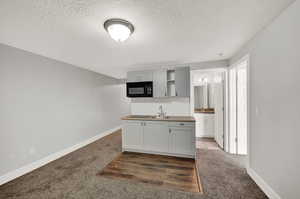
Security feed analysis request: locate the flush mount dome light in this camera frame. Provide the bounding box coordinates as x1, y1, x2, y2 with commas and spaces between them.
104, 18, 134, 42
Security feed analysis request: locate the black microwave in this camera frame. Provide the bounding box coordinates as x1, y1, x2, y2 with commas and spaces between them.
126, 81, 153, 98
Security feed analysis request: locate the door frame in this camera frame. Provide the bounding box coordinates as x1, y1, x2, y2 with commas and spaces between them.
190, 68, 228, 149
228, 55, 250, 167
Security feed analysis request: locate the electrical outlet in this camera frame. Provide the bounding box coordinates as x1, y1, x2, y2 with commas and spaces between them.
255, 106, 259, 116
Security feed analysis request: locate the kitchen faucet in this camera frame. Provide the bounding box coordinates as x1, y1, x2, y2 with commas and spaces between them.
157, 105, 166, 118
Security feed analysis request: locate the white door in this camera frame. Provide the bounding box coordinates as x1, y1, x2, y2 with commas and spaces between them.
229, 68, 237, 153
123, 121, 143, 149
143, 122, 169, 153
153, 69, 167, 98
175, 67, 190, 97
214, 82, 224, 149
237, 65, 247, 155
228, 59, 248, 155
170, 127, 195, 155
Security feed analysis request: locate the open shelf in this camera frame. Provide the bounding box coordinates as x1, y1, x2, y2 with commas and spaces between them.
167, 70, 175, 82
166, 70, 176, 97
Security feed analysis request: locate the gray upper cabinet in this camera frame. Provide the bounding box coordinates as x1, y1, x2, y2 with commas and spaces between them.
126, 67, 190, 98
127, 71, 153, 82
153, 69, 167, 98
175, 67, 190, 97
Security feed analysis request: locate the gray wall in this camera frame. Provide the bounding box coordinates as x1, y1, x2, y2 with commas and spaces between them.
0, 44, 130, 177
230, 1, 300, 198
190, 60, 228, 71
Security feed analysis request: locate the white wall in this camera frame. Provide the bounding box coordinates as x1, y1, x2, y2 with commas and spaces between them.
190, 60, 228, 71
130, 98, 190, 116
0, 44, 130, 178
230, 1, 300, 198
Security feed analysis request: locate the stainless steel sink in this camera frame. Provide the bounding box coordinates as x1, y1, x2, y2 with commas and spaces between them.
150, 115, 171, 119
128, 115, 155, 119
128, 115, 171, 119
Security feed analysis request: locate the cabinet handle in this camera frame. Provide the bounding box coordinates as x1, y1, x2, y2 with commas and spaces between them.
180, 123, 184, 126
176, 91, 178, 96
144, 122, 146, 126
169, 129, 171, 133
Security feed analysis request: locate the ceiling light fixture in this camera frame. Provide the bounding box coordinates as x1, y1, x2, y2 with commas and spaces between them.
104, 18, 134, 42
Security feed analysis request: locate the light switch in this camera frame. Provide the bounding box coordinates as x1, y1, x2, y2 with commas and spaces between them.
255, 107, 259, 116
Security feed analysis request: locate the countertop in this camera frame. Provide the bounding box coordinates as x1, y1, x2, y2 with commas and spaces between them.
194, 108, 215, 114
121, 115, 196, 122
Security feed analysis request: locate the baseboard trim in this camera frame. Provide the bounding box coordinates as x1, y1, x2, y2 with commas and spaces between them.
0, 126, 121, 186
247, 167, 281, 199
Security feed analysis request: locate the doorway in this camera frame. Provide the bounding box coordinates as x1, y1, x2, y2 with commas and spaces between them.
228, 58, 248, 155
190, 69, 226, 149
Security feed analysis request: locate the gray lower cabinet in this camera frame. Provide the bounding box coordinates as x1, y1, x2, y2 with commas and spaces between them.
169, 127, 195, 156
143, 122, 169, 153
122, 120, 195, 158
122, 121, 143, 150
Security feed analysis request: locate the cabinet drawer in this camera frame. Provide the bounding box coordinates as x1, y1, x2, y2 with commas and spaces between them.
168, 122, 195, 128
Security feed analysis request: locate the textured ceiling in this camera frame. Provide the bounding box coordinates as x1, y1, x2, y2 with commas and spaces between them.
0, 0, 295, 78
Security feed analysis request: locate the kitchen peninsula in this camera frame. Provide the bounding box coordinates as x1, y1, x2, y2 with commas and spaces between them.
121, 115, 196, 158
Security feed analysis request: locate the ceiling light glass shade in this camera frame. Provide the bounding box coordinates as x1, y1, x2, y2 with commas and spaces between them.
107, 24, 131, 42
104, 19, 134, 42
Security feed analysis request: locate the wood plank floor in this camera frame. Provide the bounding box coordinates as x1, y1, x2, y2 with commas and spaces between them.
98, 152, 202, 193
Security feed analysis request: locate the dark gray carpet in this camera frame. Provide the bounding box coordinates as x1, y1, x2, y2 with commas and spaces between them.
0, 130, 267, 199
196, 141, 267, 199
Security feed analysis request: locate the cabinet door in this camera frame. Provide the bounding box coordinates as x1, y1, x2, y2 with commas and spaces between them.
204, 114, 215, 138
127, 71, 153, 82
170, 127, 195, 155
143, 122, 169, 153
123, 121, 143, 149
194, 114, 205, 137
153, 69, 167, 98
175, 67, 190, 97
